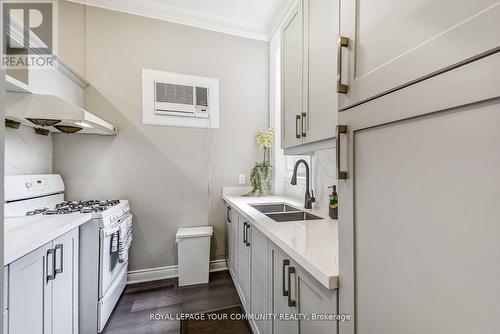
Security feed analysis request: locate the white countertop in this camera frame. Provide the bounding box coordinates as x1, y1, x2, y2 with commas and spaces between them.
4, 213, 93, 265
223, 194, 339, 289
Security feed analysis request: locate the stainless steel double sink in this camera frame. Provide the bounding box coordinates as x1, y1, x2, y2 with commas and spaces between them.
250, 203, 323, 222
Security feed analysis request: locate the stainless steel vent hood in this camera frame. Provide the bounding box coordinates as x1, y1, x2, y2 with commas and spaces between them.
6, 92, 117, 135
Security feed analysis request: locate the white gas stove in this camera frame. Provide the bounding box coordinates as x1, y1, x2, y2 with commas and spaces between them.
4, 174, 132, 333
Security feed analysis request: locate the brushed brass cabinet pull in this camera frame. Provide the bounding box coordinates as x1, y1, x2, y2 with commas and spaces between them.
295, 115, 301, 138
336, 125, 348, 179
337, 36, 349, 94
287, 266, 296, 307
301, 113, 307, 137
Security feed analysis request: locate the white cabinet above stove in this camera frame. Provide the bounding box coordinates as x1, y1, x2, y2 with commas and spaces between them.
5, 60, 117, 135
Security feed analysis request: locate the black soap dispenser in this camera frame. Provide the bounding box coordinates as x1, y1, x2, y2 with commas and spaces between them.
328, 185, 338, 219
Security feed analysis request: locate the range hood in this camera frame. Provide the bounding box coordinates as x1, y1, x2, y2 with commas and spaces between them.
6, 92, 117, 135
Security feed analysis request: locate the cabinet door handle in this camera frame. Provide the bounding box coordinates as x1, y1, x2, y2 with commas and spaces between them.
287, 266, 296, 307
336, 125, 348, 179
295, 115, 301, 139
243, 222, 247, 244
301, 113, 307, 137
227, 207, 231, 223
245, 224, 251, 247
55, 244, 64, 275
282, 259, 290, 296
337, 36, 349, 94
46, 248, 56, 282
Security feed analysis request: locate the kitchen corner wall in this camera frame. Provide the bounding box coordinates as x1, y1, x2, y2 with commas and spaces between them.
53, 4, 269, 271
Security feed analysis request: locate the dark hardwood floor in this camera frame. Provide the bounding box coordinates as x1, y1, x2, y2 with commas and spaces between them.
102, 270, 242, 334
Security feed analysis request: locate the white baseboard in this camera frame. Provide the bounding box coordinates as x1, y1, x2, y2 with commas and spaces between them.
127, 259, 228, 284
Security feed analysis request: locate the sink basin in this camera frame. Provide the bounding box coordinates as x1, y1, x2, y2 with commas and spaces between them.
265, 211, 323, 222
250, 203, 301, 214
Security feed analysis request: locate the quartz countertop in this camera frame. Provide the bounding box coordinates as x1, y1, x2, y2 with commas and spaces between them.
4, 213, 93, 265
223, 194, 339, 289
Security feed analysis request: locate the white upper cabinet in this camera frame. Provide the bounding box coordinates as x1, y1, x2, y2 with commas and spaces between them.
281, 0, 339, 150
29, 65, 85, 108
303, 0, 338, 144
338, 0, 500, 109
281, 1, 304, 149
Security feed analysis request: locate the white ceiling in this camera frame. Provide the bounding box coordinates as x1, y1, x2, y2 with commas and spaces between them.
67, 0, 295, 40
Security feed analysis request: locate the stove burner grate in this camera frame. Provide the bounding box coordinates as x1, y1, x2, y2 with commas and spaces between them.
26, 200, 120, 216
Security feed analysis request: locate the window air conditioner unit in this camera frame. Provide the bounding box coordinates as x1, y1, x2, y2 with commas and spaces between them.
154, 82, 210, 119
142, 69, 219, 129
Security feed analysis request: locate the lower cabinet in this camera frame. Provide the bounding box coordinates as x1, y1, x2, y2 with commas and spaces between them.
225, 204, 338, 334
7, 228, 79, 334
272, 248, 298, 334
272, 246, 338, 334
226, 206, 233, 276
236, 215, 252, 311
250, 227, 271, 334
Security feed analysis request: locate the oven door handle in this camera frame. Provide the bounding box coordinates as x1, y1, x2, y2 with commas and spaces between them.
101, 213, 133, 237
103, 226, 119, 237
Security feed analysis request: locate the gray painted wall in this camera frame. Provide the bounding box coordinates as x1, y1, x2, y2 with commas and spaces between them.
53, 6, 269, 271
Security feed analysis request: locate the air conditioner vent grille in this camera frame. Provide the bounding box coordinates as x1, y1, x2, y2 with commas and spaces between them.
155, 82, 193, 105
196, 87, 208, 107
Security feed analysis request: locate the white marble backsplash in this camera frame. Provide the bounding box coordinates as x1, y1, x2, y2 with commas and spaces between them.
281, 148, 336, 217
312, 148, 336, 217
5, 125, 53, 175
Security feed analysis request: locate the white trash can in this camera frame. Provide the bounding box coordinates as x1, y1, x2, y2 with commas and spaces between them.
176, 226, 213, 286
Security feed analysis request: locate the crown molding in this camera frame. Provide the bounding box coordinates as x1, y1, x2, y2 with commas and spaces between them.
67, 0, 294, 41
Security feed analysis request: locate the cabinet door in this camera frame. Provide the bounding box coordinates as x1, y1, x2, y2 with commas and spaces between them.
236, 216, 251, 311
338, 54, 500, 334
281, 1, 304, 148
225, 206, 234, 278
52, 228, 79, 334
9, 243, 53, 334
250, 227, 270, 334
338, 0, 500, 109
303, 0, 338, 143
296, 267, 338, 334
29, 67, 84, 107
231, 208, 239, 282
272, 248, 298, 334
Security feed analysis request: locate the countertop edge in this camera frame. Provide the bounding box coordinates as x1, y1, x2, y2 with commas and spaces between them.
4, 214, 93, 266
223, 195, 339, 290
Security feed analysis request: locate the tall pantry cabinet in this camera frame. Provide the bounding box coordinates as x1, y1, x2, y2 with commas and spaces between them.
336, 1, 500, 334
